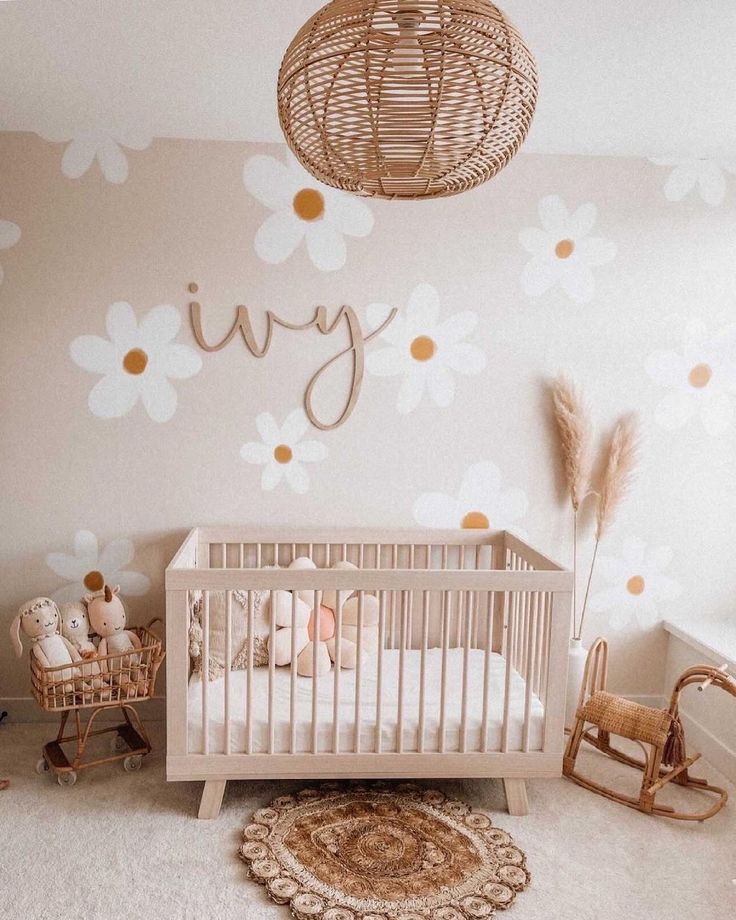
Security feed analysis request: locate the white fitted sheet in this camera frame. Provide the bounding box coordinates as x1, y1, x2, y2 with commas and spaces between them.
187, 648, 545, 755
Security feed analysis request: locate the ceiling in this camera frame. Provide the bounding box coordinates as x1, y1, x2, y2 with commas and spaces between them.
1, 0, 735, 158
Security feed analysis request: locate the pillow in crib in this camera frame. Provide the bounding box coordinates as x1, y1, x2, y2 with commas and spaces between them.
266, 557, 379, 678
189, 588, 269, 680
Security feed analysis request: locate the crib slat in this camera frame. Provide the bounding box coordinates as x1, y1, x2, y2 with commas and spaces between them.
481, 589, 495, 752
238, 544, 244, 567
246, 591, 254, 754
332, 592, 343, 753
397, 591, 406, 753
224, 590, 232, 756
375, 590, 386, 753
501, 590, 513, 752
312, 590, 320, 754
460, 590, 472, 753
438, 589, 451, 753
290, 590, 298, 754
354, 591, 364, 753
268, 589, 276, 754
417, 590, 429, 754
202, 591, 209, 755
522, 592, 538, 752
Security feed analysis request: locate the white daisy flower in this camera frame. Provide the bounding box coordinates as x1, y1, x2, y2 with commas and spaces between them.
650, 157, 736, 206
46, 530, 151, 605
70, 301, 202, 423
38, 128, 152, 184
243, 152, 374, 272
645, 319, 736, 436
413, 462, 528, 533
365, 283, 486, 414
589, 536, 681, 629
520, 195, 616, 304
0, 219, 20, 286
240, 409, 328, 494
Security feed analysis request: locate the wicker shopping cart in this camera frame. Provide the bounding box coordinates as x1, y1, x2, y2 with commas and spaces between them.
32, 621, 165, 785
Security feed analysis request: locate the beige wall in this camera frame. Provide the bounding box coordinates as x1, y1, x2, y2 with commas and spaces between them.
2, 131, 735, 702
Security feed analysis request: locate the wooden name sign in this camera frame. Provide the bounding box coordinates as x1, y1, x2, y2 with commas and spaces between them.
188, 283, 397, 430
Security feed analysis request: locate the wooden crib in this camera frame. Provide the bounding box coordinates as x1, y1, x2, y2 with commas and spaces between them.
165, 528, 572, 819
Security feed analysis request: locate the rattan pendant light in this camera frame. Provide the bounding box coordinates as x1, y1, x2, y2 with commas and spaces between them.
277, 0, 538, 200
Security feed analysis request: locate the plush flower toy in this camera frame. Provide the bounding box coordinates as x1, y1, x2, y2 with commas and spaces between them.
267, 557, 379, 677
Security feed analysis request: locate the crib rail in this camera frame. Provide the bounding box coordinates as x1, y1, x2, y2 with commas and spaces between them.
165, 528, 571, 782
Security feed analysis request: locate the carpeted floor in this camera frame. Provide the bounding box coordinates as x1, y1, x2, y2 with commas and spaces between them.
0, 721, 733, 920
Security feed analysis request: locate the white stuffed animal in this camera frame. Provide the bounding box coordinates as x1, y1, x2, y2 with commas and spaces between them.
87, 585, 145, 697
10, 597, 84, 693
60, 601, 105, 690
267, 557, 379, 677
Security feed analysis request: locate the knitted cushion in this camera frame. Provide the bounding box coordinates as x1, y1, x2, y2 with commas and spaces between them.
189, 590, 269, 680
580, 691, 672, 747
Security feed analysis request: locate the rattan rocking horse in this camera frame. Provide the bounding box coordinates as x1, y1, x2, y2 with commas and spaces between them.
564, 637, 736, 820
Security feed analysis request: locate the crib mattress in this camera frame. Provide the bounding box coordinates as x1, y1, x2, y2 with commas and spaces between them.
187, 648, 545, 755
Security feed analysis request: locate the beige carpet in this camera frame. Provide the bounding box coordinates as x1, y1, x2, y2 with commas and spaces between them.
0, 722, 733, 920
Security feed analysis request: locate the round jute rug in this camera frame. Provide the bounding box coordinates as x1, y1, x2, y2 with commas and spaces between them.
238, 783, 530, 920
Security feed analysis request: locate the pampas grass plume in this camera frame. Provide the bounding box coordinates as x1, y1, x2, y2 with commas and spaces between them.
551, 375, 593, 512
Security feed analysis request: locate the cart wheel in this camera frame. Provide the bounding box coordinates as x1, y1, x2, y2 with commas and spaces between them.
111, 735, 128, 753
123, 755, 143, 772
57, 771, 77, 787
35, 757, 49, 775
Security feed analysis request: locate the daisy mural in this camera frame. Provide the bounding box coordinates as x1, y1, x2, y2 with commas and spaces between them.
645, 319, 736, 436
39, 129, 152, 184
46, 530, 150, 604
589, 537, 681, 630
243, 152, 374, 271
70, 302, 202, 422
240, 409, 328, 494
0, 219, 20, 285
413, 462, 528, 533
649, 157, 736, 206
520, 195, 616, 304
365, 283, 486, 414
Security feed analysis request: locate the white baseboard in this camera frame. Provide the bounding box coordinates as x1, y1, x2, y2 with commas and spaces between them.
0, 697, 165, 723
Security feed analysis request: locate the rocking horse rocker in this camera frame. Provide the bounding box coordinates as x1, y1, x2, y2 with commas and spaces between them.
563, 637, 736, 821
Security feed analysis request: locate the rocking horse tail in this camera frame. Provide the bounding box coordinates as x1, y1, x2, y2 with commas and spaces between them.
662, 714, 686, 767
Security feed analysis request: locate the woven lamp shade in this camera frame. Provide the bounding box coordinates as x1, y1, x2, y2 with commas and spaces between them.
277, 0, 538, 200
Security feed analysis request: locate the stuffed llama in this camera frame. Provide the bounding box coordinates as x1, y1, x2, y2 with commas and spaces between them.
10, 597, 85, 693
60, 601, 105, 690
87, 585, 146, 697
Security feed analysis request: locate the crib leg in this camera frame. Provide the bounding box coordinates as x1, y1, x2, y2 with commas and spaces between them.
198, 780, 226, 820
503, 778, 529, 816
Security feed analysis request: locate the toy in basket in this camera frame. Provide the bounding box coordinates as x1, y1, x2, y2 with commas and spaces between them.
11, 589, 165, 786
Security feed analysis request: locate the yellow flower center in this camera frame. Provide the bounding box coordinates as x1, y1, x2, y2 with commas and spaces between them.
293, 188, 325, 221
84, 570, 104, 592
555, 239, 575, 259
461, 511, 490, 529
123, 348, 148, 375
688, 363, 712, 388
626, 575, 645, 596
410, 335, 436, 362
273, 444, 293, 464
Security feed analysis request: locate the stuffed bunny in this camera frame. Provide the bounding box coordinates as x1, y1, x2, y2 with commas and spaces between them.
59, 601, 105, 690
87, 585, 145, 697
10, 597, 85, 693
